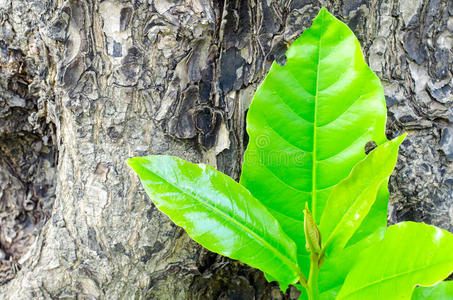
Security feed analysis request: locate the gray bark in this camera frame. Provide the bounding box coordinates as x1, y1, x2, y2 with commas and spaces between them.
0, 0, 452, 299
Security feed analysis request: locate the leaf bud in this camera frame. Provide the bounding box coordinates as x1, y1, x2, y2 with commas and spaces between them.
304, 203, 322, 254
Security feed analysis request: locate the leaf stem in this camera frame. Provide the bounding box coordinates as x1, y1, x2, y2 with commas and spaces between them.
307, 252, 320, 300
298, 270, 309, 290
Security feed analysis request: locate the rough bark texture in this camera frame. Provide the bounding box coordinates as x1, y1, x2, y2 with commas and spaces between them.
0, 0, 452, 299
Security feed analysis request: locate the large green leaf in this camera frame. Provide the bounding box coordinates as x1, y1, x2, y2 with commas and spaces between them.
412, 281, 453, 299
127, 155, 300, 286
240, 7, 388, 272
319, 135, 405, 255
337, 222, 453, 299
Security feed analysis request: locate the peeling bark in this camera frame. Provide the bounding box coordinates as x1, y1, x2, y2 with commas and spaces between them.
0, 0, 452, 299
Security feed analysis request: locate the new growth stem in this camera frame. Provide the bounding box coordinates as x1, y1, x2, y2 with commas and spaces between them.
307, 252, 320, 300
303, 205, 322, 299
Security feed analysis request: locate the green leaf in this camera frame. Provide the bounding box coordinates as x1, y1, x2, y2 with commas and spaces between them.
127, 155, 300, 286
240, 7, 388, 272
345, 178, 389, 247
319, 135, 405, 255
317, 137, 399, 296
412, 281, 453, 299
337, 222, 453, 300
318, 227, 386, 295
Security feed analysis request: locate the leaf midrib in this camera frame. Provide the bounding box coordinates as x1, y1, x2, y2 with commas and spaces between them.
143, 164, 298, 273
311, 10, 324, 218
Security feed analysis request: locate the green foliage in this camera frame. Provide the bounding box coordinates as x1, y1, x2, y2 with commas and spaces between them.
337, 222, 453, 299
128, 7, 453, 300
319, 135, 405, 256
412, 281, 453, 300
127, 155, 300, 285
240, 7, 387, 274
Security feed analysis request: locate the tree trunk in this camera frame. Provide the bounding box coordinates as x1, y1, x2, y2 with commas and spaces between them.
0, 0, 452, 299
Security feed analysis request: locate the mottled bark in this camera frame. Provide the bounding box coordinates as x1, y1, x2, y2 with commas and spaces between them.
0, 0, 452, 299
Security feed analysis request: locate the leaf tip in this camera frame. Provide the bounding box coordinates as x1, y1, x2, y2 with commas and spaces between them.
395, 132, 408, 146
126, 157, 137, 167
126, 156, 145, 175
318, 7, 333, 18
319, 7, 328, 14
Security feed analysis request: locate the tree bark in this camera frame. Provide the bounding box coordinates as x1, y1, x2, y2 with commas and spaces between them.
0, 0, 452, 299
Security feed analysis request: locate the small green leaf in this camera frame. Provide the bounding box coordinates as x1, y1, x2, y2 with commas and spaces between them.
240, 7, 388, 274
337, 222, 453, 300
319, 134, 405, 255
127, 155, 300, 286
412, 281, 453, 299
